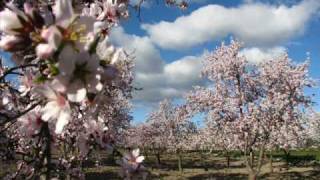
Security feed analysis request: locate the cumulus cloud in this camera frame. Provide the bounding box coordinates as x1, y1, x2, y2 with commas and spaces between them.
240, 46, 287, 63
109, 27, 288, 103
142, 0, 320, 49
130, 0, 207, 8
110, 0, 317, 104
244, 0, 301, 5
110, 27, 204, 103
133, 55, 204, 103
110, 27, 165, 73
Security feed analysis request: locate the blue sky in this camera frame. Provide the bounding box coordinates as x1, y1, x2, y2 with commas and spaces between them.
1, 0, 320, 123
117, 0, 320, 123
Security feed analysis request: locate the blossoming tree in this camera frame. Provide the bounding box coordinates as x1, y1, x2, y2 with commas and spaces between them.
147, 99, 197, 172
186, 41, 312, 180
0, 0, 189, 179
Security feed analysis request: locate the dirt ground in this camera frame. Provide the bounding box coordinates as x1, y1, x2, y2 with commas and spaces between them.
2, 151, 320, 179
84, 151, 320, 180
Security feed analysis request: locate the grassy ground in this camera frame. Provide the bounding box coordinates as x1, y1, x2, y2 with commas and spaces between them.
84, 150, 320, 179
2, 150, 320, 179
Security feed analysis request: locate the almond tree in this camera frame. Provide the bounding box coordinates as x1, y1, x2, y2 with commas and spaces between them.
306, 112, 320, 147
0, 0, 136, 178
259, 56, 312, 171
0, 0, 189, 179
123, 123, 156, 162
186, 41, 312, 180
147, 99, 197, 172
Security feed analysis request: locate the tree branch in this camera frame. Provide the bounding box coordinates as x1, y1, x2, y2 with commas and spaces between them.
0, 64, 38, 82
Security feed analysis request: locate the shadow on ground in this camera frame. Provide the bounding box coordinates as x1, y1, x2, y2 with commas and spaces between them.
188, 173, 247, 180
86, 171, 121, 180
261, 170, 320, 180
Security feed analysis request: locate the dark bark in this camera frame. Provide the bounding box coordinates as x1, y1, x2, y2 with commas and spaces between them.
226, 155, 230, 168
156, 151, 161, 165
283, 149, 290, 170
248, 172, 257, 180
43, 122, 52, 180
269, 152, 273, 173
177, 150, 183, 173
201, 150, 208, 171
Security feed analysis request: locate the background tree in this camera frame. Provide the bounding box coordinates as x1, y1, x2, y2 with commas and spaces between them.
147, 99, 197, 172
186, 40, 313, 180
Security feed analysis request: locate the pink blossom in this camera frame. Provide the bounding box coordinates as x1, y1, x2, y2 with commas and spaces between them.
0, 35, 27, 52
19, 72, 34, 96
83, 0, 129, 25
117, 148, 146, 179
36, 85, 71, 134
53, 0, 75, 28
18, 106, 43, 136
53, 51, 103, 102
36, 26, 62, 59
0, 5, 26, 35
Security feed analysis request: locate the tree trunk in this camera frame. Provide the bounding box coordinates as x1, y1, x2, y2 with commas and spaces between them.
156, 151, 161, 165
250, 151, 254, 168
201, 150, 208, 171
43, 122, 52, 180
144, 148, 148, 160
283, 149, 290, 170
248, 172, 257, 180
111, 149, 116, 164
178, 151, 183, 173
269, 152, 273, 173
226, 155, 230, 168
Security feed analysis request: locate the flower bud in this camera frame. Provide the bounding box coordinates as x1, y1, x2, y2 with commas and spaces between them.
36, 44, 55, 59
0, 8, 23, 34
0, 35, 30, 52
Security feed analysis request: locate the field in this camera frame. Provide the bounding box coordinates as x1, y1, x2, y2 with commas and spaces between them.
3, 149, 319, 179
86, 149, 320, 179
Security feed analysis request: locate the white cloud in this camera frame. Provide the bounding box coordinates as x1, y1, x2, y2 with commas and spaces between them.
130, 0, 207, 8
240, 46, 287, 63
244, 0, 301, 5
110, 28, 204, 103
142, 0, 320, 50
164, 56, 203, 88
133, 56, 204, 103
110, 27, 165, 73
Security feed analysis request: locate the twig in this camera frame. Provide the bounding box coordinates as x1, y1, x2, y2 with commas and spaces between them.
0, 101, 41, 132
0, 64, 38, 81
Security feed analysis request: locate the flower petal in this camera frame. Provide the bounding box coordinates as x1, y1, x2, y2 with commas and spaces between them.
0, 8, 22, 34
132, 149, 140, 158
67, 87, 87, 102
41, 101, 59, 121
36, 44, 54, 59
55, 109, 71, 134
51, 79, 67, 93
53, 0, 74, 28
136, 156, 145, 163
35, 85, 56, 100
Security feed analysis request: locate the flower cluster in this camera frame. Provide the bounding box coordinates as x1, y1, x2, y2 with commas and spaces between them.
0, 0, 137, 179
82, 0, 129, 25
185, 40, 312, 178
117, 148, 147, 180
0, 0, 127, 134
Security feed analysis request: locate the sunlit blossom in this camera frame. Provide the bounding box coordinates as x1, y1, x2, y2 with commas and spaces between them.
36, 85, 71, 134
